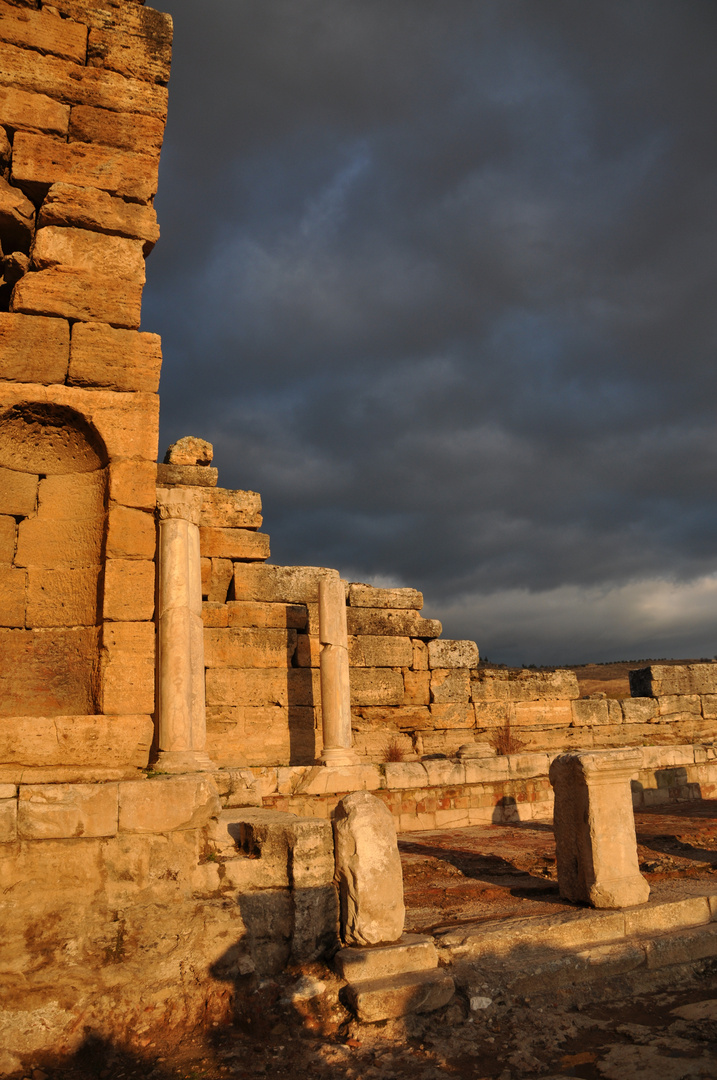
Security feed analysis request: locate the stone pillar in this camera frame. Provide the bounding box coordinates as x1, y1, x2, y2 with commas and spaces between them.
549, 748, 649, 909
319, 571, 358, 766
334, 791, 405, 945
155, 487, 214, 772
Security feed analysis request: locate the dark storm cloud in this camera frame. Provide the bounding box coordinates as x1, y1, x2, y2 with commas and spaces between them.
144, 1, 717, 663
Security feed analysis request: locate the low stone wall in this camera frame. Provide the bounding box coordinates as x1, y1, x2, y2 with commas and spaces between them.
258, 744, 717, 831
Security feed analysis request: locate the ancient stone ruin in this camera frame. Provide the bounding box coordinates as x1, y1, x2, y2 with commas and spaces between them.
0, 0, 716, 1072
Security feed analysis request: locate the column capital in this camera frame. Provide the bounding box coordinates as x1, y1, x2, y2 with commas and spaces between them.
156, 485, 202, 525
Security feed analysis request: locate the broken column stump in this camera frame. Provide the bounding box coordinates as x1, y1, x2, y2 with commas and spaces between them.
549, 748, 650, 909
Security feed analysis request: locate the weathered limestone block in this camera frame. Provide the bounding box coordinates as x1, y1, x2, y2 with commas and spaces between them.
106, 505, 155, 560
348, 584, 423, 610
69, 104, 166, 152
36, 471, 105, 519
0, 569, 25, 627
103, 560, 154, 621
413, 639, 429, 669
18, 782, 118, 839
26, 566, 99, 626
0, 312, 69, 384
206, 667, 289, 708
333, 791, 405, 945
198, 487, 262, 528
15, 518, 103, 568
350, 669, 404, 707
346, 608, 442, 639
165, 436, 213, 465
12, 132, 159, 202
471, 667, 580, 701
87, 14, 173, 85
429, 702, 475, 728
430, 668, 471, 703
0, 626, 98, 715
100, 621, 154, 715
657, 693, 701, 716
12, 266, 143, 328
428, 639, 479, 669
512, 699, 573, 727
318, 570, 357, 766
108, 461, 157, 511
118, 775, 220, 834
549, 748, 650, 909
629, 663, 717, 697
200, 556, 233, 602
403, 669, 430, 705
0, 0, 87, 62
0, 466, 37, 517
68, 322, 162, 393
204, 627, 297, 669
0, 86, 69, 135
571, 699, 611, 726
156, 462, 218, 487
348, 635, 412, 667
223, 601, 307, 629
0, 714, 153, 770
233, 563, 335, 604
32, 225, 146, 280
39, 183, 160, 248
199, 526, 270, 560
0, 174, 35, 248
0, 41, 169, 119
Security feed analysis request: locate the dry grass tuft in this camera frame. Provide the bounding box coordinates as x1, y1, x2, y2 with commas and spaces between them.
490, 718, 525, 756
384, 738, 405, 763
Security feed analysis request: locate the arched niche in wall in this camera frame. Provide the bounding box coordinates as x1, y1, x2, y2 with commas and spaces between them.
0, 403, 109, 716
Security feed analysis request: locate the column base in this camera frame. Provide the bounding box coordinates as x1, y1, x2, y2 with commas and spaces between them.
154, 750, 216, 774
320, 747, 360, 767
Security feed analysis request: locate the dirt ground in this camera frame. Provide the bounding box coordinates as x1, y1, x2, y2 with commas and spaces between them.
35, 802, 717, 1080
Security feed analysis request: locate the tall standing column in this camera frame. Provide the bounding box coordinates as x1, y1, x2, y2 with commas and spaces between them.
319, 570, 358, 767
155, 487, 214, 772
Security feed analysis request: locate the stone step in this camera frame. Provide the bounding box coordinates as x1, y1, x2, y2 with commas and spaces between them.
343, 968, 455, 1023
334, 933, 438, 982
436, 891, 717, 965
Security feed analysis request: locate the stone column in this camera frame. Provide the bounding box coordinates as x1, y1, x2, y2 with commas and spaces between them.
549, 748, 649, 909
319, 570, 358, 766
155, 487, 214, 772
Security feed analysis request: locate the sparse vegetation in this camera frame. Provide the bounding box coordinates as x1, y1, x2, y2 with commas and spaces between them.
490, 717, 524, 756
384, 738, 405, 763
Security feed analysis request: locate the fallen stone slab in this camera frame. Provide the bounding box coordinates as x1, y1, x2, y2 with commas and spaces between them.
343, 968, 454, 1022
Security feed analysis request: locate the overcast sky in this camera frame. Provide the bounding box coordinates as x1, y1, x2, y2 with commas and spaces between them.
144, 1, 717, 666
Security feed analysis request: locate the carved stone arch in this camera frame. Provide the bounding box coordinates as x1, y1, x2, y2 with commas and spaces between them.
0, 401, 109, 716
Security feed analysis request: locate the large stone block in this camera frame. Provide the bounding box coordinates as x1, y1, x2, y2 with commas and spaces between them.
0, 626, 98, 715
629, 663, 717, 697
224, 600, 308, 630
199, 526, 270, 560
68, 322, 162, 393
0, 467, 37, 517
512, 700, 573, 727
0, 41, 169, 119
0, 174, 35, 249
429, 702, 475, 728
0, 1, 88, 62
17, 782, 118, 839
402, 669, 430, 705
87, 23, 172, 85
348, 584, 423, 610
12, 267, 143, 328
39, 183, 159, 248
428, 639, 479, 669
105, 506, 155, 560
0, 568, 27, 627
471, 667, 580, 701
571, 699, 611, 726
25, 567, 99, 626
69, 104, 166, 152
203, 627, 297, 669
15, 518, 103, 568
0, 86, 69, 135
333, 791, 405, 946
0, 795, 16, 841
197, 487, 263, 529
0, 713, 153, 769
348, 635, 413, 667
32, 225, 146, 281
430, 668, 471, 703
0, 515, 15, 561
350, 669, 405, 707
12, 132, 159, 202
118, 775, 220, 833
0, 313, 69, 384
108, 460, 157, 511
200, 557, 233, 603
346, 608, 442, 639
205, 667, 289, 707
100, 621, 154, 715
36, 471, 106, 520
102, 559, 154, 621
232, 563, 333, 604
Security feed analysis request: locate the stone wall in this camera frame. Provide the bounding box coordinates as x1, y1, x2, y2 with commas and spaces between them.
0, 0, 169, 781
